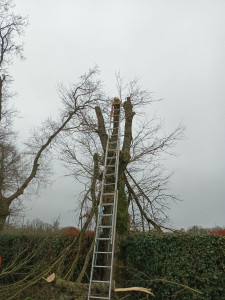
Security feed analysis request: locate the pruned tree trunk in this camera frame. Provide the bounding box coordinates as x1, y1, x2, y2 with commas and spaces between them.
94, 97, 135, 237
115, 97, 135, 236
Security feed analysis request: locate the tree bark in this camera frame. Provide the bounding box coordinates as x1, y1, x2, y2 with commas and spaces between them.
95, 106, 108, 152
0, 75, 3, 121
115, 97, 135, 235
122, 97, 135, 161
0, 197, 9, 232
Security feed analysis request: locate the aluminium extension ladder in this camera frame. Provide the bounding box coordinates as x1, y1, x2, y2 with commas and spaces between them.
88, 100, 122, 300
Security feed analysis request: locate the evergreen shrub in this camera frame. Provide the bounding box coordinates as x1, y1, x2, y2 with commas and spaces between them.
121, 234, 225, 300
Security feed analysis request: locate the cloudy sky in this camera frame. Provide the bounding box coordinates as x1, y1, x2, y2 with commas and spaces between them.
9, 0, 225, 229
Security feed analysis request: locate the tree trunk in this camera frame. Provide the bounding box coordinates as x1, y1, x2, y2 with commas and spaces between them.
0, 197, 9, 232
116, 163, 129, 236
115, 97, 135, 236
0, 75, 3, 121
94, 98, 134, 237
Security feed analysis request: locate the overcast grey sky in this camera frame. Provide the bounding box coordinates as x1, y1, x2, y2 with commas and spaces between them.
10, 0, 225, 229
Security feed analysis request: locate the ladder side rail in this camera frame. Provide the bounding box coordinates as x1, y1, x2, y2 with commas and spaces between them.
99, 120, 113, 206
110, 103, 122, 240
99, 100, 115, 208
88, 204, 103, 298
108, 104, 122, 297
88, 132, 111, 283
109, 190, 118, 300
106, 104, 121, 244
100, 102, 117, 203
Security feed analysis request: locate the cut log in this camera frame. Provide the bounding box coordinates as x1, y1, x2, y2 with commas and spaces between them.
115, 286, 154, 296
43, 273, 55, 283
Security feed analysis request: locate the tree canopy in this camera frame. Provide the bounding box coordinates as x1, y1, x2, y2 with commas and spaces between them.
57, 70, 184, 234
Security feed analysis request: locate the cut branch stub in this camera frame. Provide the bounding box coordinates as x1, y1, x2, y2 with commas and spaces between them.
122, 97, 135, 161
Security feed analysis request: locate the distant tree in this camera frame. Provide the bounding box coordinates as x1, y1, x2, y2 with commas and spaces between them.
0, 67, 102, 233
0, 0, 27, 231
0, 0, 103, 233
186, 225, 208, 235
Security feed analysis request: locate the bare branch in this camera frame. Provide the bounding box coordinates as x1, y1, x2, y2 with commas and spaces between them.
124, 173, 163, 232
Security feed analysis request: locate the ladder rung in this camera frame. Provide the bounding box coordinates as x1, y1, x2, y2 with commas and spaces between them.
108, 149, 117, 152
97, 237, 111, 240
96, 251, 112, 254
91, 280, 110, 283
108, 141, 118, 144
89, 296, 109, 299
105, 173, 115, 176
106, 164, 115, 167
98, 225, 113, 228
103, 193, 115, 196
101, 203, 114, 206
100, 214, 113, 216
94, 265, 111, 268
104, 183, 115, 186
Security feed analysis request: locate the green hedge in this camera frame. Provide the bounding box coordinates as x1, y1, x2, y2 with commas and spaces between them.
0, 233, 93, 284
2, 232, 225, 299
121, 234, 225, 300
0, 233, 71, 264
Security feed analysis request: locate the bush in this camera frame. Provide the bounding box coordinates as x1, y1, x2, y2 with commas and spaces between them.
121, 233, 225, 299
2, 232, 225, 299
0, 232, 93, 284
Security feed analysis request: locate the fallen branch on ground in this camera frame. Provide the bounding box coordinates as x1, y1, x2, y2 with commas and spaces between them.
115, 286, 154, 296
43, 274, 154, 297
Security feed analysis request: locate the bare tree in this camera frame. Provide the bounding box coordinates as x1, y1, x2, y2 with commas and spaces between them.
0, 0, 27, 118
0, 0, 107, 233
57, 75, 184, 236
0, 0, 27, 231
0, 58, 103, 232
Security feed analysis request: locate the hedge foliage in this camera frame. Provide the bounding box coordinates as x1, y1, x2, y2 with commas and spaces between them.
121, 234, 225, 300
1, 232, 225, 299
0, 233, 93, 284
